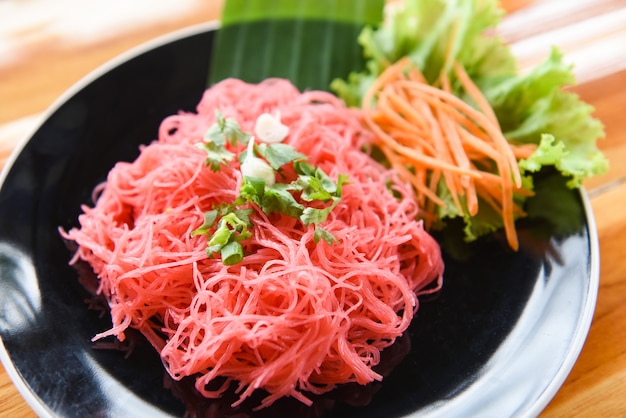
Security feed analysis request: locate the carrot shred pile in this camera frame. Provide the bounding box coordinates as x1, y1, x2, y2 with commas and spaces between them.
61, 78, 444, 409
361, 57, 535, 250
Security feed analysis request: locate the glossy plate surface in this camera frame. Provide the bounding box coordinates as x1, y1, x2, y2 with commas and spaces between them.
0, 23, 598, 418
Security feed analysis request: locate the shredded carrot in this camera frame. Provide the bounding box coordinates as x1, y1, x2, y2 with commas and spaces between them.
361, 57, 535, 250
61, 79, 444, 409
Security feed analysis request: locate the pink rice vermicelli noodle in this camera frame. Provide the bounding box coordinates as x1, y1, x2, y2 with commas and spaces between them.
62, 78, 444, 408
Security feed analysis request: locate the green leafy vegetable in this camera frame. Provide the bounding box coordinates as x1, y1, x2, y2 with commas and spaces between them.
331, 0, 516, 106
252, 181, 306, 219
193, 113, 347, 264
196, 142, 234, 173
314, 226, 338, 245
236, 162, 347, 226
483, 48, 607, 187
523, 170, 585, 237
332, 0, 607, 246
197, 110, 250, 171
255, 143, 307, 170
207, 110, 251, 146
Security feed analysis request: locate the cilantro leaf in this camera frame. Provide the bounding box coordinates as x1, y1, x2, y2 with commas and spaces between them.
298, 175, 333, 202
199, 110, 251, 171
294, 161, 342, 198
238, 176, 266, 207
301, 206, 332, 226
206, 110, 251, 146
293, 160, 315, 176
232, 208, 254, 227
262, 183, 305, 218
191, 209, 219, 236
314, 226, 338, 245
196, 141, 235, 172
256, 143, 307, 170
301, 195, 341, 225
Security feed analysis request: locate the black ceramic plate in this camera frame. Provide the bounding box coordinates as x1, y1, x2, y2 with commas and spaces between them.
0, 23, 599, 418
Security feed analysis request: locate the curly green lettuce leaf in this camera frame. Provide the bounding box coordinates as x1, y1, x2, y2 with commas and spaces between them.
332, 0, 516, 106
484, 49, 608, 187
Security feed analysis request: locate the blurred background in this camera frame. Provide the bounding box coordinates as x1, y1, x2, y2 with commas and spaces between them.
1, 0, 624, 125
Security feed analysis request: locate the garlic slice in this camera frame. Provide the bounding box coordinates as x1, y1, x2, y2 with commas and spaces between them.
240, 136, 275, 186
254, 112, 289, 144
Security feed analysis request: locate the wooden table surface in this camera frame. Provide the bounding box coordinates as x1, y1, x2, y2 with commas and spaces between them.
1, 0, 625, 416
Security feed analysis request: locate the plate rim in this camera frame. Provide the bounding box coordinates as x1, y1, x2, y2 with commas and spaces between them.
524, 187, 599, 417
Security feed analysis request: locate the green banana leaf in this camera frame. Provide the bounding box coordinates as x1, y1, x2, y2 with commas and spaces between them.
209, 0, 385, 91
